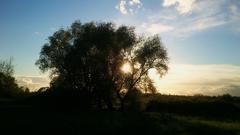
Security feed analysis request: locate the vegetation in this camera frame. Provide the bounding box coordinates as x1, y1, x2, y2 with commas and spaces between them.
0, 58, 29, 98
35, 21, 168, 110
0, 96, 240, 135
0, 21, 239, 134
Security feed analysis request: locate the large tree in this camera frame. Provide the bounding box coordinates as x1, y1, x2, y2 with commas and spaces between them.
36, 21, 168, 110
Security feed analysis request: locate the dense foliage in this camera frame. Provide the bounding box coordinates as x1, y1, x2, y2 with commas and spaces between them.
36, 21, 169, 110
0, 59, 26, 98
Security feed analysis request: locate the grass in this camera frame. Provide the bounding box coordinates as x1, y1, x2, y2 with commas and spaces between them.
147, 112, 240, 135
0, 94, 240, 134
0, 107, 239, 135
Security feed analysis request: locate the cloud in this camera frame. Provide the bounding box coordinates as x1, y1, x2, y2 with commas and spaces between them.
116, 0, 142, 15
163, 0, 240, 36
150, 64, 240, 96
34, 32, 43, 36
116, 0, 127, 14
162, 0, 196, 14
141, 23, 174, 34
129, 0, 141, 5
137, 14, 226, 36
16, 76, 50, 91
115, 0, 240, 36
173, 15, 227, 36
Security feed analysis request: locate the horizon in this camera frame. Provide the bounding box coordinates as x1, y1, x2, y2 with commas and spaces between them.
1, 0, 240, 96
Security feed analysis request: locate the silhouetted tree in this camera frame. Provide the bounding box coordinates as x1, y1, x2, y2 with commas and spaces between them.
36, 20, 168, 110
0, 58, 14, 76
0, 59, 22, 98
116, 36, 168, 110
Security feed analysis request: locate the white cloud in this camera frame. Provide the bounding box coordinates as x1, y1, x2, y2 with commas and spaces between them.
150, 64, 240, 96
16, 76, 50, 91
137, 14, 226, 36
146, 0, 236, 36
141, 23, 174, 35
129, 0, 141, 5
116, 0, 142, 15
174, 16, 227, 36
163, 0, 195, 14
116, 0, 128, 14
115, 0, 240, 36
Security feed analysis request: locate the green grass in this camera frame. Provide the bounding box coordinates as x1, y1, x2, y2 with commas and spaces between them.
145, 112, 240, 135
176, 116, 240, 130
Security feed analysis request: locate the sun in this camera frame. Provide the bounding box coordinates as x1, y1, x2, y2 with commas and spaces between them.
121, 62, 132, 73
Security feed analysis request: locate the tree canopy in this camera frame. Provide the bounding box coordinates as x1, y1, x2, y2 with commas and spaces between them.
0, 58, 23, 98
0, 58, 14, 77
36, 21, 169, 110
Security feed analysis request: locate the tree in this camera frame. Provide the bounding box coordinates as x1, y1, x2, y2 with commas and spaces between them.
36, 21, 168, 110
0, 58, 14, 76
0, 58, 22, 98
115, 36, 168, 110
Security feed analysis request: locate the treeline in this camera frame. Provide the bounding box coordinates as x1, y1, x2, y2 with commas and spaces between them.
144, 94, 240, 119
0, 58, 31, 99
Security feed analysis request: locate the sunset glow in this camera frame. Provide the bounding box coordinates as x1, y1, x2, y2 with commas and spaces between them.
1, 0, 239, 95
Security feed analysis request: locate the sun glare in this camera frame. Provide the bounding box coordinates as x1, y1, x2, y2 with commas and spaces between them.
121, 62, 132, 73
148, 68, 159, 80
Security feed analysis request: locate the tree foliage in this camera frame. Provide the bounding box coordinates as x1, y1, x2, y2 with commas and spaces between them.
0, 58, 23, 98
36, 21, 169, 110
0, 58, 14, 76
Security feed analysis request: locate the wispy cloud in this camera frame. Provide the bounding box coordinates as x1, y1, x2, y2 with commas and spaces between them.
172, 15, 227, 36
115, 0, 240, 37
147, 0, 230, 36
140, 23, 174, 35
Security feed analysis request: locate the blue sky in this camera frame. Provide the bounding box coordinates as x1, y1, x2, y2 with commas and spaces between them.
1, 0, 240, 95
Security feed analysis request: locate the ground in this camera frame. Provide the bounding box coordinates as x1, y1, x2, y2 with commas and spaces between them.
0, 107, 239, 135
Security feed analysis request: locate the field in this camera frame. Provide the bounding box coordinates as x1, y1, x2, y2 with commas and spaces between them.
0, 94, 240, 135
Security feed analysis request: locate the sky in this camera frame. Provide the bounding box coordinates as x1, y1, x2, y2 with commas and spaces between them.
0, 0, 240, 95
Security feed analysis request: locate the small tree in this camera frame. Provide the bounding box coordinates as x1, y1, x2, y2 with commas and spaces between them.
0, 58, 14, 76
0, 58, 22, 98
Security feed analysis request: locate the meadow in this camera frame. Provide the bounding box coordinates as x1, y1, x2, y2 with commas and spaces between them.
0, 94, 239, 135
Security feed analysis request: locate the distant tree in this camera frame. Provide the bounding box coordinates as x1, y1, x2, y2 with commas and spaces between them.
36, 21, 168, 110
0, 58, 22, 98
0, 58, 14, 76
